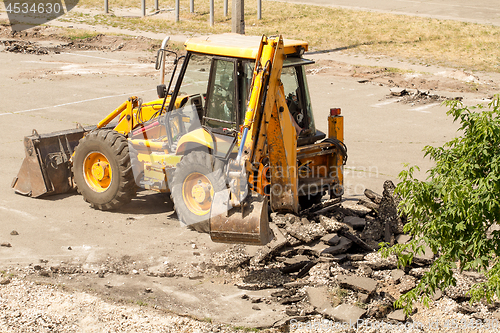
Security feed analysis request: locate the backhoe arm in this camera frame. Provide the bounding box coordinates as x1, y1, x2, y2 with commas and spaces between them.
233, 35, 299, 213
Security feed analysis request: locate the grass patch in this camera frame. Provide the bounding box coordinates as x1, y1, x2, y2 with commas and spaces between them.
136, 300, 148, 306
329, 286, 349, 307
65, 30, 102, 40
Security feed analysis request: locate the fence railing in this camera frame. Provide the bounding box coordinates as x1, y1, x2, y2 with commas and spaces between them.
102, 0, 261, 29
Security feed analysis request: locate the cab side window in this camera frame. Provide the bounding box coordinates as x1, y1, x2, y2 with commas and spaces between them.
205, 59, 237, 129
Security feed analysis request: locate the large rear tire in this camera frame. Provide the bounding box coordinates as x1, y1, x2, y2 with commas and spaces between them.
73, 129, 136, 210
171, 151, 226, 232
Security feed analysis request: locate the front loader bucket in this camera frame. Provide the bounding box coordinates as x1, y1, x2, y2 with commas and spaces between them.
11, 127, 89, 197
210, 190, 273, 245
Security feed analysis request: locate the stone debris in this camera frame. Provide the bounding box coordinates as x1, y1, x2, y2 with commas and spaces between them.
0, 278, 11, 285
285, 220, 326, 243
389, 87, 462, 105
330, 303, 366, 323
319, 237, 353, 256
320, 233, 340, 246
390, 269, 405, 283
413, 243, 435, 264
343, 216, 366, 230
339, 201, 372, 217
210, 244, 250, 269
358, 197, 379, 211
9, 177, 495, 331
339, 229, 374, 252
336, 274, 378, 295
301, 198, 341, 216
318, 215, 345, 233
364, 188, 382, 204
250, 224, 288, 266
397, 275, 416, 293
205, 181, 465, 326
387, 309, 406, 322
1, 40, 49, 54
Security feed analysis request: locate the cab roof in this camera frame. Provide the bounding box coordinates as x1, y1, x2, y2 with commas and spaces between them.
184, 34, 308, 59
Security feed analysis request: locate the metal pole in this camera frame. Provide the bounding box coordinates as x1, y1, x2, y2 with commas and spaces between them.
175, 0, 180, 22
224, 0, 228, 17
190, 0, 194, 13
210, 0, 214, 26
104, 0, 108, 14
232, 0, 244, 34
142, 0, 146, 17
155, 0, 159, 11
257, 0, 261, 20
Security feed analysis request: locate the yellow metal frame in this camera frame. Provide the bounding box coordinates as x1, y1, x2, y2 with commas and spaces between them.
328, 114, 345, 187
185, 34, 308, 60
94, 96, 187, 136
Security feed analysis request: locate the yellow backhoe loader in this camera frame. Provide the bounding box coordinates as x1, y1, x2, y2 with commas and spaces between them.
12, 34, 347, 245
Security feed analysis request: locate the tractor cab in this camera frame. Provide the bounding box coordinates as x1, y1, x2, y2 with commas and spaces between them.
155, 34, 324, 158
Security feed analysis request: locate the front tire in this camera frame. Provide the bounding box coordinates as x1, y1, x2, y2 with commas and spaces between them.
170, 151, 226, 232
73, 129, 136, 210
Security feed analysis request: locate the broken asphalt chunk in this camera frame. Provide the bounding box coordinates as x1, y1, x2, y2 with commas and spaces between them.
339, 229, 374, 252
336, 274, 378, 295
301, 198, 341, 216
343, 216, 366, 230
318, 215, 345, 233
340, 201, 372, 217
387, 309, 407, 322
320, 233, 341, 246
330, 304, 367, 323
297, 260, 319, 278
364, 188, 382, 204
285, 221, 326, 244
250, 224, 288, 266
358, 197, 379, 211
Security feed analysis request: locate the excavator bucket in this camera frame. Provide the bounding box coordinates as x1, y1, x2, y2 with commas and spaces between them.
11, 127, 88, 197
210, 190, 273, 245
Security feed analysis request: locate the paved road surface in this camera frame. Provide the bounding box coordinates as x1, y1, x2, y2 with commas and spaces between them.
276, 0, 500, 26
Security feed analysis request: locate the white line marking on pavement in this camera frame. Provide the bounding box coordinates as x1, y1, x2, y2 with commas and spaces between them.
0, 89, 155, 116
371, 99, 398, 108
408, 103, 439, 113
60, 52, 122, 62
0, 206, 37, 220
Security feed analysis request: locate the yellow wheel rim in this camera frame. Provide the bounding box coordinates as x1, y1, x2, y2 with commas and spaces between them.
182, 172, 214, 216
83, 152, 112, 192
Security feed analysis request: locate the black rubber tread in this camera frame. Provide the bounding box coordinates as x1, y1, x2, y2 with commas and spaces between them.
72, 129, 136, 210
170, 151, 226, 232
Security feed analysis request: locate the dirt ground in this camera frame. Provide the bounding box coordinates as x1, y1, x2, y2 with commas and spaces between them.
1, 24, 500, 332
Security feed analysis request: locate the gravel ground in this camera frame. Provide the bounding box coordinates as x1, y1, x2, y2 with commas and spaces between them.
0, 277, 269, 333
2, 274, 500, 333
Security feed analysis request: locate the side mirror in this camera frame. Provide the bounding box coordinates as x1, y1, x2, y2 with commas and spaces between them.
157, 84, 167, 99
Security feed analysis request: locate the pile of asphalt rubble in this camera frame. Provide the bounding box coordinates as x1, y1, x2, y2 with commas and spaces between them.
206, 180, 500, 328
0, 36, 127, 55
8, 181, 500, 330
389, 87, 462, 105
0, 40, 50, 55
